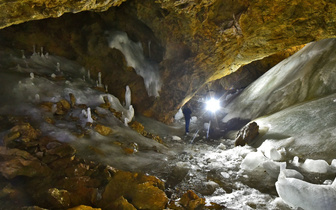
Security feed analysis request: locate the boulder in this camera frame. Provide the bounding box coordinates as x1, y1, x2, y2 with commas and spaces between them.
99, 171, 168, 209
234, 121, 259, 146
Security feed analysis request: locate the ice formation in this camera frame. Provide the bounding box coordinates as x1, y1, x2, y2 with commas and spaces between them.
301, 159, 330, 174
276, 163, 336, 210
86, 107, 93, 123
97, 72, 103, 88
108, 31, 161, 97
223, 38, 336, 122
125, 85, 131, 109
174, 108, 184, 120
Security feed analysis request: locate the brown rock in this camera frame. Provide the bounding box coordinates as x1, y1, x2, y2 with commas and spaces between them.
45, 188, 71, 209
129, 121, 145, 133
40, 102, 54, 112
99, 171, 168, 209
94, 124, 112, 136
0, 147, 51, 179
69, 93, 76, 107
105, 196, 136, 210
234, 121, 259, 146
0, 0, 127, 29
6, 123, 41, 144
67, 205, 101, 210
57, 176, 99, 206
179, 190, 206, 210
55, 99, 71, 115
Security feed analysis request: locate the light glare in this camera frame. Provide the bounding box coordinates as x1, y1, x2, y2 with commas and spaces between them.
206, 98, 220, 113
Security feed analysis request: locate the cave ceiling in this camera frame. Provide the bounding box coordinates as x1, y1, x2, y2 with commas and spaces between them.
0, 0, 335, 123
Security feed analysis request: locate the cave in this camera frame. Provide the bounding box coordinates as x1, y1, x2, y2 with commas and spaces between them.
0, 1, 336, 209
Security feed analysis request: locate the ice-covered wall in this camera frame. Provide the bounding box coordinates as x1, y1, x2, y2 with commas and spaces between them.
108, 31, 161, 97
223, 38, 336, 122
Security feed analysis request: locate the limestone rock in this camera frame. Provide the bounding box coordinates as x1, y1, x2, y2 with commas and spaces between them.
234, 121, 259, 146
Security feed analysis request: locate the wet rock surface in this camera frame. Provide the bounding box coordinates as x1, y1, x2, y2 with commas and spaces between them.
0, 121, 173, 209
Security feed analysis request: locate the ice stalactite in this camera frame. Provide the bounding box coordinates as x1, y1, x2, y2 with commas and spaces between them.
108, 31, 161, 97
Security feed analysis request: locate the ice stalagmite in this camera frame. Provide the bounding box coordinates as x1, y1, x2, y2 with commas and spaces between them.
276, 163, 336, 210
125, 85, 131, 109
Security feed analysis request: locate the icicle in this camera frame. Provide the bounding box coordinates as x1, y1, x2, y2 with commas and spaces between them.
21, 50, 26, 59
45, 52, 49, 59
56, 62, 61, 72
105, 85, 108, 92
125, 85, 131, 109
87, 108, 93, 123
30, 72, 34, 79
88, 70, 91, 80
83, 75, 86, 81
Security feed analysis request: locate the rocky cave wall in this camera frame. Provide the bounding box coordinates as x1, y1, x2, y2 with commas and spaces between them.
0, 0, 335, 123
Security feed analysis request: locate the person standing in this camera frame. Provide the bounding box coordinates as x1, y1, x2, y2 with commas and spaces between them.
182, 104, 192, 135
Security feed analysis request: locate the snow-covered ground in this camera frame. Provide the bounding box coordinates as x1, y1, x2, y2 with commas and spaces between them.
0, 38, 336, 210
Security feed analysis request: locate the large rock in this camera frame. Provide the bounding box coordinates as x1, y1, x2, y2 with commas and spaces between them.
234, 121, 259, 146
99, 171, 168, 209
